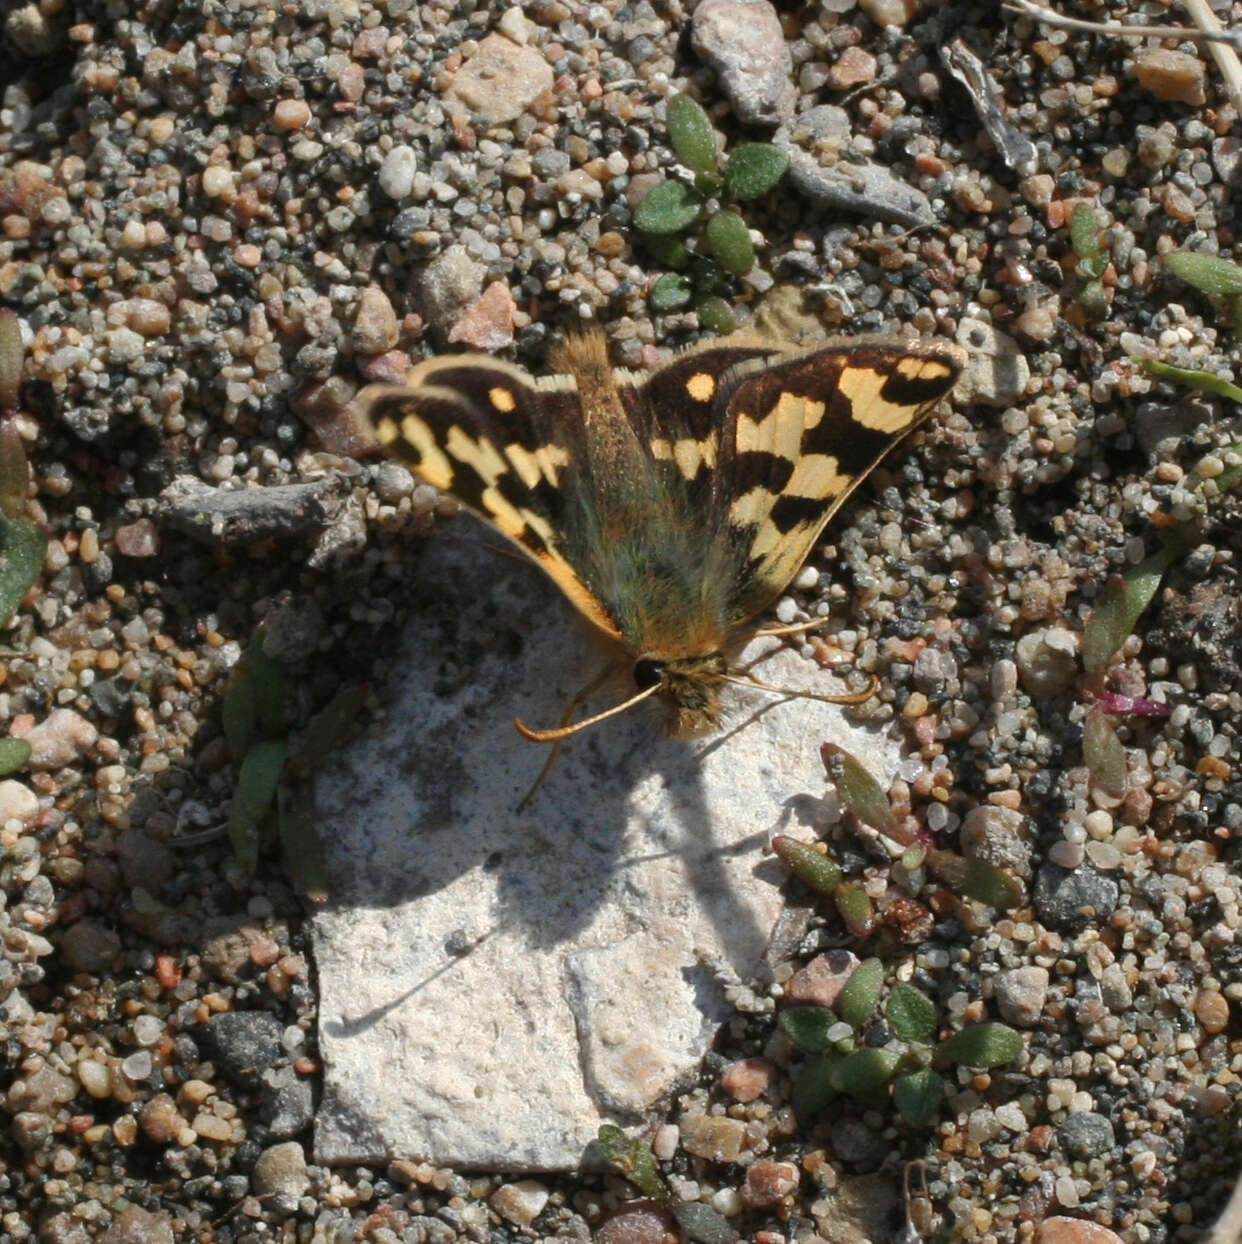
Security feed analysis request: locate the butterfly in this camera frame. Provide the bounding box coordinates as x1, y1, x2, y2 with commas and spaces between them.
359, 329, 966, 740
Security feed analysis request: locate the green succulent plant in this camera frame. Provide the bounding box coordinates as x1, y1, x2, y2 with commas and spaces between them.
635, 95, 789, 333
781, 957, 1023, 1127
0, 310, 47, 632
219, 624, 366, 896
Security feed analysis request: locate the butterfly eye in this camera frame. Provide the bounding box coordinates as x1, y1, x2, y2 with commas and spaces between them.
633, 658, 665, 690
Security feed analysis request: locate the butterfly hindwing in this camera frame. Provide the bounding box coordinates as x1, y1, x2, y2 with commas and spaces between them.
713, 341, 967, 623
361, 357, 624, 639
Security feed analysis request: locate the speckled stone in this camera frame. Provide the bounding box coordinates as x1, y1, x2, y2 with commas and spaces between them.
1033, 864, 1120, 931
1058, 1111, 1116, 1159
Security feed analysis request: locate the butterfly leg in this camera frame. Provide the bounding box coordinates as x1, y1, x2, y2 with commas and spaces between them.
515, 663, 617, 811
751, 614, 830, 640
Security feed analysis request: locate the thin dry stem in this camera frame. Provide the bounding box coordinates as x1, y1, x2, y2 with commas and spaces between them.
1179, 0, 1242, 116
1004, 0, 1242, 51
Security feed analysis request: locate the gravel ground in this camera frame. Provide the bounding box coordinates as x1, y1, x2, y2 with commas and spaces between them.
1, 0, 1241, 1242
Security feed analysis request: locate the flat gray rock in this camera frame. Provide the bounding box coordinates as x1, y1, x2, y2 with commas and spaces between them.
310, 524, 900, 1171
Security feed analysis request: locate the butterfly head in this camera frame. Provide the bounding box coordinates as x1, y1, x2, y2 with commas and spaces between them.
633, 651, 728, 738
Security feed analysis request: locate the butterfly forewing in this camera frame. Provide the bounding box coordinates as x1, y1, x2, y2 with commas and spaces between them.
361, 357, 624, 639
714, 341, 967, 625
613, 340, 786, 507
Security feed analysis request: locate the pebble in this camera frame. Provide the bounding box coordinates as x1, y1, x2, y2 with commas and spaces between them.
205, 1011, 285, 1089
447, 281, 517, 351
352, 285, 400, 355
99, 1205, 176, 1244
60, 919, 123, 972
489, 1179, 550, 1227
0, 779, 39, 824
114, 518, 160, 558
595, 1204, 678, 1244
1195, 989, 1230, 1035
1058, 1111, 1115, 1159
784, 950, 860, 1007
418, 245, 486, 331
251, 1141, 311, 1202
1034, 1218, 1125, 1244
690, 0, 795, 125
719, 1057, 777, 1102
994, 966, 1049, 1028
960, 805, 1034, 877
954, 320, 1030, 406
445, 34, 554, 123
1015, 628, 1080, 698
378, 145, 419, 201
139, 1093, 189, 1145
1132, 48, 1206, 106
680, 1114, 746, 1163
1033, 864, 1120, 931
22, 708, 98, 770
741, 1159, 800, 1207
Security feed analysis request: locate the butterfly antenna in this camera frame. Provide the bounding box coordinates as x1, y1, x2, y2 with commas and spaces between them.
514, 680, 663, 743
720, 672, 880, 707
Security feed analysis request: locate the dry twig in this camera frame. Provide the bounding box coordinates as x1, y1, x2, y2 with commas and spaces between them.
1004, 0, 1242, 51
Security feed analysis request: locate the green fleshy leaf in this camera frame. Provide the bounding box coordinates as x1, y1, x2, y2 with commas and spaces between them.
1121, 535, 1184, 636
779, 1005, 838, 1052
893, 1068, 944, 1127
704, 209, 754, 275
791, 1052, 841, 1118
221, 664, 258, 761
0, 311, 22, 413
694, 170, 724, 197
1083, 575, 1128, 678
926, 848, 1023, 911
772, 835, 842, 895
288, 684, 368, 776
1084, 704, 1127, 797
885, 984, 936, 1043
227, 738, 287, 874
246, 628, 286, 738
1135, 357, 1242, 405
642, 233, 691, 270
0, 736, 31, 776
666, 94, 718, 174
0, 515, 46, 628
1070, 203, 1104, 279
1165, 250, 1242, 296
935, 1021, 1023, 1068
277, 785, 329, 905
832, 880, 875, 938
836, 1046, 901, 1106
634, 179, 704, 234
821, 743, 908, 842
1212, 441, 1242, 494
670, 1202, 739, 1244
723, 143, 790, 201
1080, 279, 1108, 316
689, 255, 725, 293
594, 1125, 667, 1199
0, 419, 28, 521
694, 295, 736, 334
836, 957, 884, 1029
649, 272, 694, 311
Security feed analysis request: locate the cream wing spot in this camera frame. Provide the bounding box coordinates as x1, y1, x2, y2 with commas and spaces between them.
488, 386, 517, 413
729, 484, 775, 529
672, 437, 716, 480
786, 453, 847, 500
445, 425, 507, 486
396, 413, 454, 489
839, 365, 933, 434
686, 372, 715, 402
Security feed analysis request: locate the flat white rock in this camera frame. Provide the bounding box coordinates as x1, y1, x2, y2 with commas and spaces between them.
311, 524, 901, 1171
